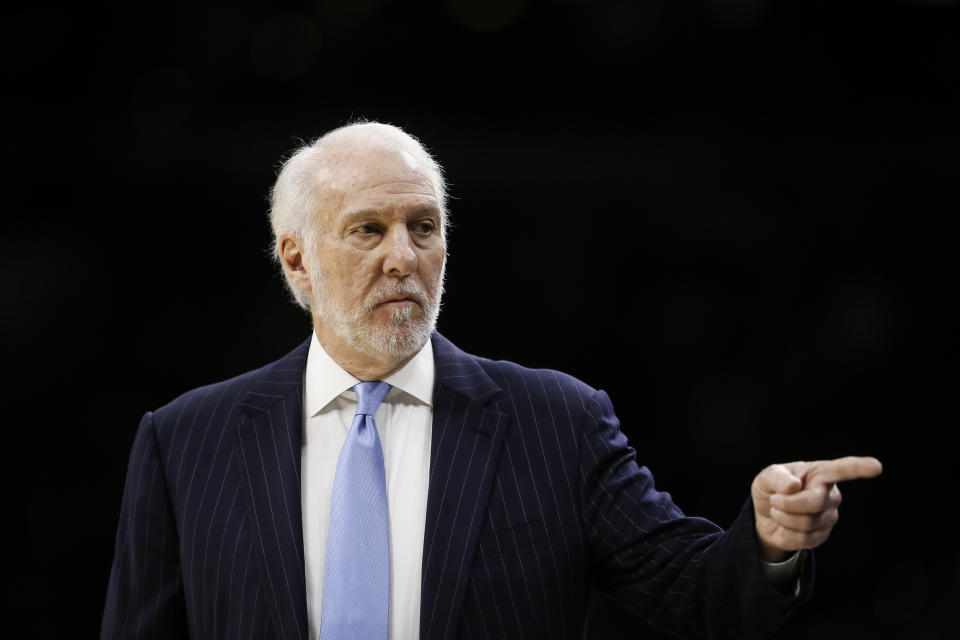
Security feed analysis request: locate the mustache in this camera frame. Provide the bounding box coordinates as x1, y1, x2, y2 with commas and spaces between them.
365, 281, 428, 312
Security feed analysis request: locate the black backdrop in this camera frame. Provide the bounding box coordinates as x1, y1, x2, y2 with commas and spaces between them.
6, 1, 957, 638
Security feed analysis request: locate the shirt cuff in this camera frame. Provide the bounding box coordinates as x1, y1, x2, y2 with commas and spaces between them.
761, 550, 805, 597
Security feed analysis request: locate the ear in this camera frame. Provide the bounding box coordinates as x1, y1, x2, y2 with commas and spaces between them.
278, 234, 312, 294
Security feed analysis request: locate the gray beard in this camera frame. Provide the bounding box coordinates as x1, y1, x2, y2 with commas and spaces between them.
310, 263, 444, 362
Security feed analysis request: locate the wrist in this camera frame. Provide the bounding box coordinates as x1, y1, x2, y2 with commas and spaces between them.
758, 539, 791, 563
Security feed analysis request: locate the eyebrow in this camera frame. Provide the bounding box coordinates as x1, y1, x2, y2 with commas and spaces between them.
339, 205, 442, 226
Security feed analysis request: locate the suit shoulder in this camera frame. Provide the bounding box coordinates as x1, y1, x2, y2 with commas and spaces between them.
149, 339, 308, 431
474, 354, 603, 410
432, 332, 601, 407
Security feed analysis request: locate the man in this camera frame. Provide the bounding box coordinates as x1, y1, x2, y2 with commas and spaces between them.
101, 122, 882, 639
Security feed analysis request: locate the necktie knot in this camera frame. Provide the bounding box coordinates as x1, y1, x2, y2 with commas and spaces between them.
352, 380, 391, 417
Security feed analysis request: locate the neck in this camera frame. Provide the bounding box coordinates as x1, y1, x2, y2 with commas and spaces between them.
312, 325, 414, 381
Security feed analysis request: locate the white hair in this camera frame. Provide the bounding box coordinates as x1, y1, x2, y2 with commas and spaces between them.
268, 121, 448, 310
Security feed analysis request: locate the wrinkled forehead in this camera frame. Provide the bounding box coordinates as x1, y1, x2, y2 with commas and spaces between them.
304, 146, 438, 229
315, 142, 435, 194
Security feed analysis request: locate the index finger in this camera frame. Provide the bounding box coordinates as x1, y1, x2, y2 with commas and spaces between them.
808, 456, 882, 485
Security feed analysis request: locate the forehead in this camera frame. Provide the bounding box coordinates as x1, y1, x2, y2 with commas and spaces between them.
315, 146, 439, 218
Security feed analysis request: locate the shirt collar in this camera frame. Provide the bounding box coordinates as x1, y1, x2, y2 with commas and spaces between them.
304, 332, 435, 418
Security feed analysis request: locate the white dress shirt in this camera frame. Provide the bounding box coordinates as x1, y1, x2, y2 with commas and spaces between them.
301, 332, 434, 640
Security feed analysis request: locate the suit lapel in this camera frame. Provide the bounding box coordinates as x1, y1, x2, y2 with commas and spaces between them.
234, 340, 310, 640
225, 334, 508, 640
420, 334, 510, 640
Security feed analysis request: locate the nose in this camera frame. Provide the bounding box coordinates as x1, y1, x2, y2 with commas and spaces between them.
382, 225, 419, 277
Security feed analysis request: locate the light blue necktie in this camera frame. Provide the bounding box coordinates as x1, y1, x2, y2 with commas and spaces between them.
319, 381, 391, 640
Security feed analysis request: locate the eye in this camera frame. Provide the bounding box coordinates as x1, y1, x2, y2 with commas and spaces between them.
355, 223, 381, 235
410, 220, 436, 235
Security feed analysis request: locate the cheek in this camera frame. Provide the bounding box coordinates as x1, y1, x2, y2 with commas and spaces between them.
422, 250, 446, 285
346, 261, 387, 303
323, 249, 371, 283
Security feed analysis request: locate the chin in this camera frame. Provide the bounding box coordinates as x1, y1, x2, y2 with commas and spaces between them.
352, 320, 432, 362
383, 323, 432, 358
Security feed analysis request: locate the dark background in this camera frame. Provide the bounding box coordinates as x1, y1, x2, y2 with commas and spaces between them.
6, 0, 957, 637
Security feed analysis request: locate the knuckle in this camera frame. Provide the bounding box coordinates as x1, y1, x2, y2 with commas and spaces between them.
813, 488, 830, 507
814, 529, 831, 547
803, 532, 823, 549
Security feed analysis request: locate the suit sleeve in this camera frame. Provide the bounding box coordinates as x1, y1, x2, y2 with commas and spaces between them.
101, 412, 189, 639
580, 389, 811, 639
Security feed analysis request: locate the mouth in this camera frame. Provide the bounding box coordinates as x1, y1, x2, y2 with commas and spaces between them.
379, 295, 421, 307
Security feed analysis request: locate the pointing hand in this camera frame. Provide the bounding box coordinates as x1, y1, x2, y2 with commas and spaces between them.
751, 456, 882, 561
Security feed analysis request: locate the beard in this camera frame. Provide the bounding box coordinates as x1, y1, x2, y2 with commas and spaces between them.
309, 261, 444, 362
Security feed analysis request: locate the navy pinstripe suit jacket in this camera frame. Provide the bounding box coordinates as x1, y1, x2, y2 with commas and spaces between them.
102, 333, 809, 639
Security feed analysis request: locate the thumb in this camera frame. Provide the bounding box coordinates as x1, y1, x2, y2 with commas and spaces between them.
757, 463, 804, 495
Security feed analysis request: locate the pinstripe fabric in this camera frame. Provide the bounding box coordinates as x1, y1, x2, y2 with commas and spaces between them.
422, 335, 810, 640
102, 333, 809, 640
102, 345, 310, 640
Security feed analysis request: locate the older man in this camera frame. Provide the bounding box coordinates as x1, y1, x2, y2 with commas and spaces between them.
101, 122, 881, 640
